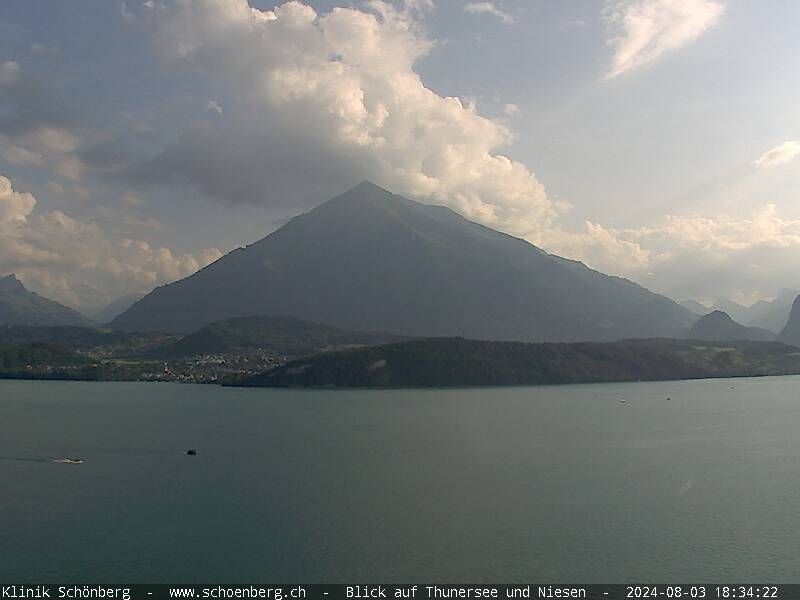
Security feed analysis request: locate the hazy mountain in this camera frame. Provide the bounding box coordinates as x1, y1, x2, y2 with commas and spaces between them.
91, 293, 147, 324
710, 298, 750, 325
232, 338, 800, 388
166, 315, 408, 357
699, 289, 798, 333
0, 274, 94, 327
747, 289, 799, 333
778, 295, 800, 347
689, 310, 775, 342
112, 182, 695, 341
680, 300, 709, 316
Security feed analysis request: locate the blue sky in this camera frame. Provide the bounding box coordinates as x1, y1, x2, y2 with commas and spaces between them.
1, 0, 799, 312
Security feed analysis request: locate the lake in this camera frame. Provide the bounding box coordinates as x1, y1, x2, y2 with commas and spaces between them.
2, 377, 799, 583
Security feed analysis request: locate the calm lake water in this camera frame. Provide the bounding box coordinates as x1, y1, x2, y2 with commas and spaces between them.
2, 377, 800, 583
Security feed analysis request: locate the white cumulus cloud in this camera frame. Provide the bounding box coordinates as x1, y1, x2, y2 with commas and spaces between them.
0, 175, 37, 223
463, 2, 515, 25
544, 204, 800, 303
146, 0, 562, 239
0, 174, 222, 311
754, 141, 800, 169
603, 0, 723, 79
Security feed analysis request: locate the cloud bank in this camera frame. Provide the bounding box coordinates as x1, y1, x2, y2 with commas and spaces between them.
545, 204, 800, 303
0, 61, 87, 183
135, 0, 797, 304
0, 174, 222, 311
140, 0, 561, 239
4, 0, 796, 309
603, 0, 723, 79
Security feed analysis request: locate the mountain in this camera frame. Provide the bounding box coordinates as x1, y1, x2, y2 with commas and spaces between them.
166, 315, 408, 357
778, 295, 800, 346
231, 337, 800, 388
0, 274, 94, 327
680, 300, 710, 316
747, 289, 799, 333
702, 289, 798, 333
689, 310, 775, 342
91, 293, 147, 324
711, 298, 750, 325
112, 181, 695, 341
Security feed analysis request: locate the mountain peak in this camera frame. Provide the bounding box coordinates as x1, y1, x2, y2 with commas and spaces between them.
708, 310, 733, 320
330, 180, 401, 206
310, 180, 421, 219
351, 180, 388, 194
713, 298, 746, 310
0, 274, 94, 326
690, 310, 775, 342
111, 183, 695, 339
0, 273, 25, 293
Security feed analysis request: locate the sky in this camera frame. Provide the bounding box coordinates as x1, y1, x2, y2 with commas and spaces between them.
1, 0, 799, 313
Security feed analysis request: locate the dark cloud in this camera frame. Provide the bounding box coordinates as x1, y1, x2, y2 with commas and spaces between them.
126, 117, 368, 210
0, 61, 75, 138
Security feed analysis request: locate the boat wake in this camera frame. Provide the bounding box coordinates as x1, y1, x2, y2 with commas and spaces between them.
0, 455, 50, 463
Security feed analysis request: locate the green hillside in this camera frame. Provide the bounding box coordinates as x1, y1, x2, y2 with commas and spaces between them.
0, 342, 87, 372
0, 325, 175, 357
232, 337, 800, 388
166, 314, 408, 358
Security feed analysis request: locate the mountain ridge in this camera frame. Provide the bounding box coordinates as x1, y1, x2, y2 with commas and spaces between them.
689, 310, 775, 342
165, 314, 409, 357
693, 289, 800, 333
91, 293, 147, 324
112, 181, 695, 341
0, 274, 94, 327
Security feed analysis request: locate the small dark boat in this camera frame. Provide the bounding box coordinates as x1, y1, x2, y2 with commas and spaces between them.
186, 449, 197, 456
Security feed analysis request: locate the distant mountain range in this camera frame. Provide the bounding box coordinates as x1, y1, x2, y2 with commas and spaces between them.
165, 315, 408, 358
682, 290, 799, 334
689, 310, 775, 342
91, 293, 146, 324
680, 299, 710, 315
743, 289, 800, 332
231, 337, 800, 388
0, 274, 93, 327
113, 181, 696, 342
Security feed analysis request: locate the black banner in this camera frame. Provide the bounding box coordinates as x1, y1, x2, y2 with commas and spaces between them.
0, 585, 792, 600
